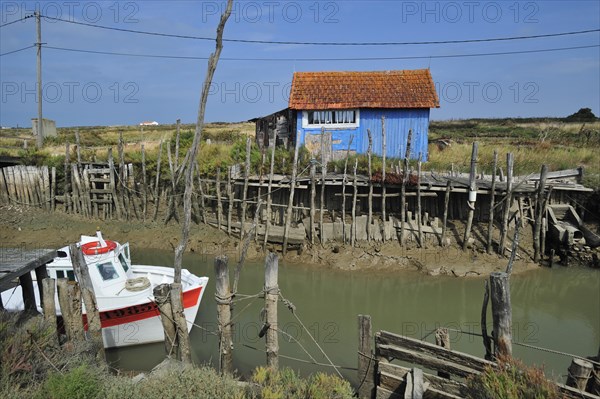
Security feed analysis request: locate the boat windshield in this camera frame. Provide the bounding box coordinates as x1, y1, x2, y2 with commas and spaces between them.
118, 253, 129, 272
97, 262, 119, 281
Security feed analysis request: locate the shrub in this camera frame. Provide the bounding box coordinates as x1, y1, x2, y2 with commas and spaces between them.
466, 356, 561, 399
250, 367, 353, 399
40, 365, 101, 399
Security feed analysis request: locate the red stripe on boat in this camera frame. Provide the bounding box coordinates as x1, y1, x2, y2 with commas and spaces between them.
98, 286, 202, 328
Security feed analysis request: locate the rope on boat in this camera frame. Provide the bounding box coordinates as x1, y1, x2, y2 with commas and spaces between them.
125, 277, 151, 291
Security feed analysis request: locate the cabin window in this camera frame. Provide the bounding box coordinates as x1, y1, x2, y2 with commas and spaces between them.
97, 262, 119, 281
56, 270, 64, 279
66, 271, 75, 281
56, 270, 75, 281
118, 253, 129, 272
303, 109, 359, 128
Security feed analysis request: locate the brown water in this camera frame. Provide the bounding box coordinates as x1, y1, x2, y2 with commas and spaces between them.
107, 249, 600, 385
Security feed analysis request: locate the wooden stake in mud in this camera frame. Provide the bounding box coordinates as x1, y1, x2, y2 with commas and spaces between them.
153, 283, 177, 357
264, 252, 279, 370
175, 118, 181, 171
70, 244, 104, 359
226, 168, 233, 236
533, 164, 548, 263
435, 328, 451, 378
481, 280, 493, 360
214, 256, 233, 374
319, 127, 328, 244
490, 271, 512, 358
366, 129, 373, 241
342, 135, 354, 244
64, 142, 71, 213
118, 132, 129, 220
441, 180, 451, 247
498, 153, 514, 256
170, 283, 191, 363
51, 166, 56, 211
381, 116, 387, 242
282, 140, 300, 256
240, 137, 251, 239
153, 140, 163, 221
141, 143, 148, 220
75, 129, 81, 167
310, 161, 317, 245
196, 165, 207, 225
400, 129, 412, 246
565, 358, 594, 391
357, 314, 374, 399
463, 142, 479, 251
42, 278, 58, 343
264, 137, 276, 249
108, 148, 122, 219
165, 141, 179, 224
216, 167, 223, 231
351, 159, 358, 247
416, 154, 423, 247
486, 150, 498, 254
56, 278, 81, 342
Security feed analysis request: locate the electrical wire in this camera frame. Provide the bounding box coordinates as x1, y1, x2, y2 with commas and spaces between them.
0, 44, 35, 57
0, 15, 33, 28
39, 16, 600, 46
43, 44, 600, 62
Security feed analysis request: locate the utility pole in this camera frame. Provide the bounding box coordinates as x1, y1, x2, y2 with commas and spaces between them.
35, 11, 43, 149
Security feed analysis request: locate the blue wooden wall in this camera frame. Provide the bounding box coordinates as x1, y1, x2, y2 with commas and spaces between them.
295, 108, 430, 160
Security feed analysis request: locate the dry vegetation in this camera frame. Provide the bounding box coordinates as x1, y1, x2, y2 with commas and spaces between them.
1, 118, 598, 188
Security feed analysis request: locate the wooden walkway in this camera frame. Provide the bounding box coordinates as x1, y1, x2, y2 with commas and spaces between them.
0, 247, 57, 310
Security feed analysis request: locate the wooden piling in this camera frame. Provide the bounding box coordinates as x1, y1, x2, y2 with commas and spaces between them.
226, 169, 233, 236
51, 166, 56, 212
75, 129, 81, 166
66, 282, 84, 342
170, 283, 191, 363
486, 150, 498, 254
342, 136, 353, 244
153, 283, 178, 356
310, 161, 317, 245
320, 127, 328, 244
108, 148, 122, 219
400, 129, 412, 247
499, 153, 514, 256
565, 358, 593, 391
463, 142, 479, 250
481, 280, 493, 360
533, 165, 548, 263
351, 159, 358, 247
196, 165, 207, 225
381, 116, 386, 242
42, 278, 58, 344
265, 252, 279, 370
357, 314, 374, 399
70, 244, 104, 358
175, 118, 181, 171
56, 278, 76, 341
64, 142, 71, 213
241, 137, 251, 239
416, 154, 423, 248
435, 328, 451, 379
165, 141, 179, 224
118, 132, 128, 220
214, 255, 233, 374
153, 140, 163, 221
216, 168, 223, 231
367, 129, 373, 242
441, 180, 451, 247
489, 271, 512, 358
282, 141, 300, 256
141, 143, 148, 220
264, 138, 276, 248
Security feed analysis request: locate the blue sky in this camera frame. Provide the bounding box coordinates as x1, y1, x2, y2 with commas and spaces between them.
0, 0, 599, 127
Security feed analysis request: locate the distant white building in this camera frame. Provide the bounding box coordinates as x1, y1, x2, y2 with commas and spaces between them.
139, 121, 159, 126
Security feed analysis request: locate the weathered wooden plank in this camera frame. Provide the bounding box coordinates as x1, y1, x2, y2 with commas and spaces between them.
378, 362, 466, 397
376, 386, 403, 399
376, 331, 494, 375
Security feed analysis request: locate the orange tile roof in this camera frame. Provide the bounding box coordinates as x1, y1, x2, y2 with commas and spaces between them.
288, 69, 439, 110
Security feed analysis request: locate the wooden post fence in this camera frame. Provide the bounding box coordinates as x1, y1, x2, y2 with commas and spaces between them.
264, 252, 279, 369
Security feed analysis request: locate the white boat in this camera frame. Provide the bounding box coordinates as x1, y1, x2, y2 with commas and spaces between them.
1, 232, 209, 348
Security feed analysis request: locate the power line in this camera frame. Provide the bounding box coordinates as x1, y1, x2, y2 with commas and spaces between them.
40, 15, 600, 46
44, 44, 600, 62
0, 45, 35, 57
0, 15, 33, 28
